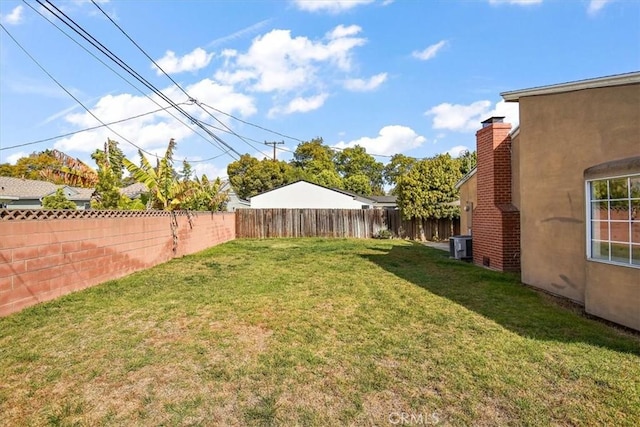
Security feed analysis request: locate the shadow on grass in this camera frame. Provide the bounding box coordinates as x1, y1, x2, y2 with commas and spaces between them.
363, 242, 640, 355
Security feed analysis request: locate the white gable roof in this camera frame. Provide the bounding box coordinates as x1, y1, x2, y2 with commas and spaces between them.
250, 180, 373, 209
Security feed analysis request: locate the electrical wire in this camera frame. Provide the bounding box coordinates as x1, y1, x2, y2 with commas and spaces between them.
21, 0, 234, 158
0, 22, 162, 159
198, 102, 305, 143
0, 104, 188, 152
89, 0, 271, 159
36, 0, 240, 159
196, 102, 394, 159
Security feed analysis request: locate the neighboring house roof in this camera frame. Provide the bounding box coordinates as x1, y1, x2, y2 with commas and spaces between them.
1, 176, 58, 199
121, 182, 148, 198
65, 187, 94, 201
369, 195, 397, 204
220, 180, 249, 203
250, 180, 376, 203
0, 176, 92, 201
455, 168, 477, 190
250, 180, 397, 209
501, 72, 640, 102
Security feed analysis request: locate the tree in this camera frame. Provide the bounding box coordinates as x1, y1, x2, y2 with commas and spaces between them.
457, 150, 477, 176
396, 154, 462, 239
314, 169, 343, 189
0, 150, 97, 187
91, 139, 136, 210
384, 154, 418, 193
227, 155, 294, 200
42, 188, 77, 210
344, 174, 372, 196
292, 137, 335, 174
182, 175, 229, 211
124, 138, 186, 210
334, 146, 385, 195
1, 151, 62, 180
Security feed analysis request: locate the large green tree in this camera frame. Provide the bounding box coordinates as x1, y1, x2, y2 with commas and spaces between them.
292, 138, 335, 174
0, 150, 97, 187
290, 138, 344, 189
396, 154, 462, 238
227, 155, 294, 200
334, 146, 385, 195
384, 154, 418, 194
343, 174, 372, 196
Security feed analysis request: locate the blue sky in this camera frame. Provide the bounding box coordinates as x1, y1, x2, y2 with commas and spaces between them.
1, 0, 638, 179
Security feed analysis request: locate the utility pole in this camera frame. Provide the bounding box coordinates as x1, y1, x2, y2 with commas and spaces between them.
264, 141, 284, 161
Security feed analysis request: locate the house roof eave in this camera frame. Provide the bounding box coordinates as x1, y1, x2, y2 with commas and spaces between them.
501, 72, 640, 102
455, 168, 477, 190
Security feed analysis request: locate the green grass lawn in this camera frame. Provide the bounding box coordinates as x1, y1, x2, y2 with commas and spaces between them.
1, 238, 639, 426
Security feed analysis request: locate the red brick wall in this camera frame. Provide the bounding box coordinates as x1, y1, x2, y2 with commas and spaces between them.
472, 121, 521, 272
0, 211, 235, 316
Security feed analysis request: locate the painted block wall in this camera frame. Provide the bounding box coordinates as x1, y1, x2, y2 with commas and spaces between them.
0, 211, 235, 316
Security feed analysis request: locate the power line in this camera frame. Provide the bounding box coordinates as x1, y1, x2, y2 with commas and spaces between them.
36, 0, 240, 159
0, 104, 187, 152
89, 0, 263, 158
199, 102, 305, 143
196, 102, 394, 159
21, 0, 234, 158
0, 22, 160, 159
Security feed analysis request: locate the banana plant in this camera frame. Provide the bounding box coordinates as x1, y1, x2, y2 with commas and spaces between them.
124, 138, 186, 210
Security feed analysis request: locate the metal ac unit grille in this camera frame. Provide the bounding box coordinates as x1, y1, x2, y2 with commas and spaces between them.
449, 235, 472, 260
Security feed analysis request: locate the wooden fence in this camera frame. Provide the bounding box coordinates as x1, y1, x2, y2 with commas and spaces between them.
236, 209, 459, 241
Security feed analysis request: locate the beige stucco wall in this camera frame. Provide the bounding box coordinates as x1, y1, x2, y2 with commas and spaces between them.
585, 262, 640, 330
458, 172, 477, 235
517, 83, 640, 330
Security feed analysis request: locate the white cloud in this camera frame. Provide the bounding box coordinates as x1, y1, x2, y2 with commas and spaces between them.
1, 5, 24, 25
53, 79, 256, 156
333, 125, 426, 156
153, 47, 214, 75
269, 93, 329, 117
215, 25, 366, 93
488, 0, 542, 5
7, 151, 28, 164
328, 24, 361, 39
443, 145, 470, 158
425, 99, 519, 132
190, 161, 225, 179
412, 40, 448, 61
344, 73, 387, 92
588, 0, 613, 15
292, 0, 374, 13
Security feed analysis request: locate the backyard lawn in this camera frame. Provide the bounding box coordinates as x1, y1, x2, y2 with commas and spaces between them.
1, 238, 639, 426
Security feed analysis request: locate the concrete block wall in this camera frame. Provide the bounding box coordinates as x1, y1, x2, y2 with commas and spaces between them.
0, 211, 235, 316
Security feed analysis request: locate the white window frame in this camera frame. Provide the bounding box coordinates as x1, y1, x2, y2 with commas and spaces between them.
586, 173, 640, 268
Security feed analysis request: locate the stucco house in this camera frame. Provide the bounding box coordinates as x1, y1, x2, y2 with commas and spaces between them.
220, 180, 250, 211
249, 180, 396, 209
457, 72, 639, 331
0, 176, 93, 210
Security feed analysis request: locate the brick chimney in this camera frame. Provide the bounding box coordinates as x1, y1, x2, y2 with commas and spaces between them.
472, 117, 520, 272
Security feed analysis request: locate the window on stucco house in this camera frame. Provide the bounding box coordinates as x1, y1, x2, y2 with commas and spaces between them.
585, 157, 640, 267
